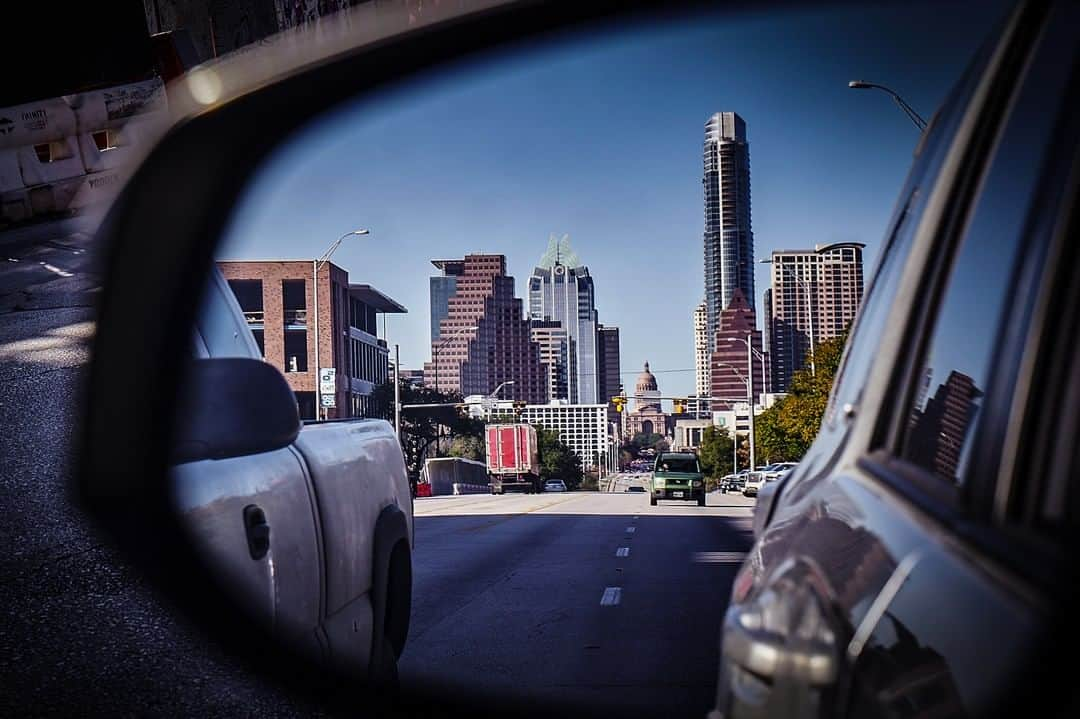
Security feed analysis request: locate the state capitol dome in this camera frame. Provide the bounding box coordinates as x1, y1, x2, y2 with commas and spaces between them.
636, 361, 659, 394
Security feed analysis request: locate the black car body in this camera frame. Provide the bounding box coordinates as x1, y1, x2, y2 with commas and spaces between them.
713, 2, 1080, 717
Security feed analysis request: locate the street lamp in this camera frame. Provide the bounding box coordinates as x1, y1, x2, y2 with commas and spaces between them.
761, 257, 816, 377
717, 359, 754, 477
847, 80, 927, 131
725, 335, 767, 404
490, 380, 515, 398
314, 228, 369, 420
431, 324, 479, 457
432, 325, 479, 393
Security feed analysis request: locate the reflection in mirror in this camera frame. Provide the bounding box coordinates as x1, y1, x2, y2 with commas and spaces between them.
157, 1, 1004, 715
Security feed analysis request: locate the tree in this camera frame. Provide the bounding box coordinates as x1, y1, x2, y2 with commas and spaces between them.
371, 379, 485, 493
698, 425, 734, 479
448, 435, 485, 462
756, 329, 850, 461
534, 425, 584, 490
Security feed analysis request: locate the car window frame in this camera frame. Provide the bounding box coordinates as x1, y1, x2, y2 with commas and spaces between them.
863, 1, 1080, 591
857, 0, 1049, 513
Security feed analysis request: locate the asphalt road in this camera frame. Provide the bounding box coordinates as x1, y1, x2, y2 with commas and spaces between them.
401, 488, 756, 718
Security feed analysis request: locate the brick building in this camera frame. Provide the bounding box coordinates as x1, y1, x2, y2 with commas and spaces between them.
218, 260, 405, 420
425, 254, 547, 404
710, 288, 766, 411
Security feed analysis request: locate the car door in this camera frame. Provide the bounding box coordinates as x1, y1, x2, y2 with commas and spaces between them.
845, 3, 1080, 716
715, 3, 1065, 716
171, 269, 324, 658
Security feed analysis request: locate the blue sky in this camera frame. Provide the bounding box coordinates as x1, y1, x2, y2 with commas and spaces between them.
218, 0, 1009, 400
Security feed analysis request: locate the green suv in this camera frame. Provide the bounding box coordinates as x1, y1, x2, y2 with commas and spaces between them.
650, 452, 705, 507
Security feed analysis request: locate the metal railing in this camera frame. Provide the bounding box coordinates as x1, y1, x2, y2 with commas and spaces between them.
242, 310, 264, 324
284, 309, 308, 325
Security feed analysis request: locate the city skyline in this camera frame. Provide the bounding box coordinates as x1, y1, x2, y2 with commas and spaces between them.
216, 1, 1007, 401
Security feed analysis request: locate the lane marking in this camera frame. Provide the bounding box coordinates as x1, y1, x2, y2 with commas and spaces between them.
600, 587, 622, 606
625, 526, 635, 534
693, 551, 748, 564
616, 547, 630, 558
40, 262, 74, 278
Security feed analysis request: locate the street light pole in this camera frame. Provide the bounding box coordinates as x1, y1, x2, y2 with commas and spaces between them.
314, 229, 369, 421
430, 324, 479, 455
848, 80, 927, 131
716, 359, 753, 476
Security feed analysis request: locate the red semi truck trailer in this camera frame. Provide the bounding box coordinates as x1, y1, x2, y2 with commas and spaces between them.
485, 424, 541, 494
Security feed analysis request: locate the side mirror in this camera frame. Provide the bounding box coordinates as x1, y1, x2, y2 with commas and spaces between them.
172, 358, 299, 464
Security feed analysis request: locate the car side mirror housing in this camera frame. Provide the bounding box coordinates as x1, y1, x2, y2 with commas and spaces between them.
172, 358, 300, 464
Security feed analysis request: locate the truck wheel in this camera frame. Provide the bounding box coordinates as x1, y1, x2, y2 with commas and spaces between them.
697, 495, 706, 507
650, 496, 657, 506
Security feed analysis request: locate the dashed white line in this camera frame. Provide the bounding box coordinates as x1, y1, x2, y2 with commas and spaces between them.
693, 551, 748, 564
600, 587, 622, 606
625, 526, 635, 534
40, 262, 74, 278
616, 547, 630, 558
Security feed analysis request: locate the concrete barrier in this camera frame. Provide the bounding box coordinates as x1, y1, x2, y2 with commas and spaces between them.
451, 483, 489, 495
0, 79, 166, 223
421, 456, 490, 496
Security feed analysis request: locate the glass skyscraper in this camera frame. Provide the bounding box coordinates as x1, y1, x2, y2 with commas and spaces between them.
703, 112, 754, 353
528, 234, 599, 405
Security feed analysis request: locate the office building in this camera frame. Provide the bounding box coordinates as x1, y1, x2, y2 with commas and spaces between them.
520, 402, 608, 471
218, 260, 406, 421
530, 320, 570, 402
703, 111, 754, 352
768, 242, 864, 391
430, 258, 465, 342
527, 234, 600, 404
693, 300, 710, 408
597, 324, 622, 429
425, 254, 547, 404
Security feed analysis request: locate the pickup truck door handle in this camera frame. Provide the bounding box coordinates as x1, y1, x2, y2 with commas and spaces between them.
243, 505, 271, 560
722, 598, 838, 686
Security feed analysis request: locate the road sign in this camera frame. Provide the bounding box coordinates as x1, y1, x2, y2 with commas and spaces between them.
321, 394, 336, 408
319, 367, 336, 395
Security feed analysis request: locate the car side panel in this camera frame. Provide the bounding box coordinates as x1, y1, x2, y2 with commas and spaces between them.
292, 419, 411, 644
169, 445, 323, 657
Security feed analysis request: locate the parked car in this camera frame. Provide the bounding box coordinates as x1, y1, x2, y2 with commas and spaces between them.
763, 462, 798, 481
720, 473, 740, 492
714, 3, 1080, 716
544, 479, 567, 492
743, 466, 773, 497
170, 268, 413, 682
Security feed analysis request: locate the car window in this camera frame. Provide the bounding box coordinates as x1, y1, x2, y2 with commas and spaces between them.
823, 38, 995, 430
897, 21, 1073, 487
195, 270, 262, 360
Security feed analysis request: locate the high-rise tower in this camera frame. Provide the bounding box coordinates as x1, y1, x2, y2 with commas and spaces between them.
528, 234, 600, 404
703, 112, 754, 353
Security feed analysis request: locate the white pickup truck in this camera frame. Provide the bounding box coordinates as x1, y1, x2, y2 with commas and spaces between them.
168, 268, 413, 682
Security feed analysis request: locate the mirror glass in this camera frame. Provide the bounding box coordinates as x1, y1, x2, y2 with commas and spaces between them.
0, 0, 1006, 715
178, 3, 1001, 712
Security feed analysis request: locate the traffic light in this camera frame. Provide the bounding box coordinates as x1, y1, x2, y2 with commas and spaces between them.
611, 396, 625, 413
673, 398, 685, 414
